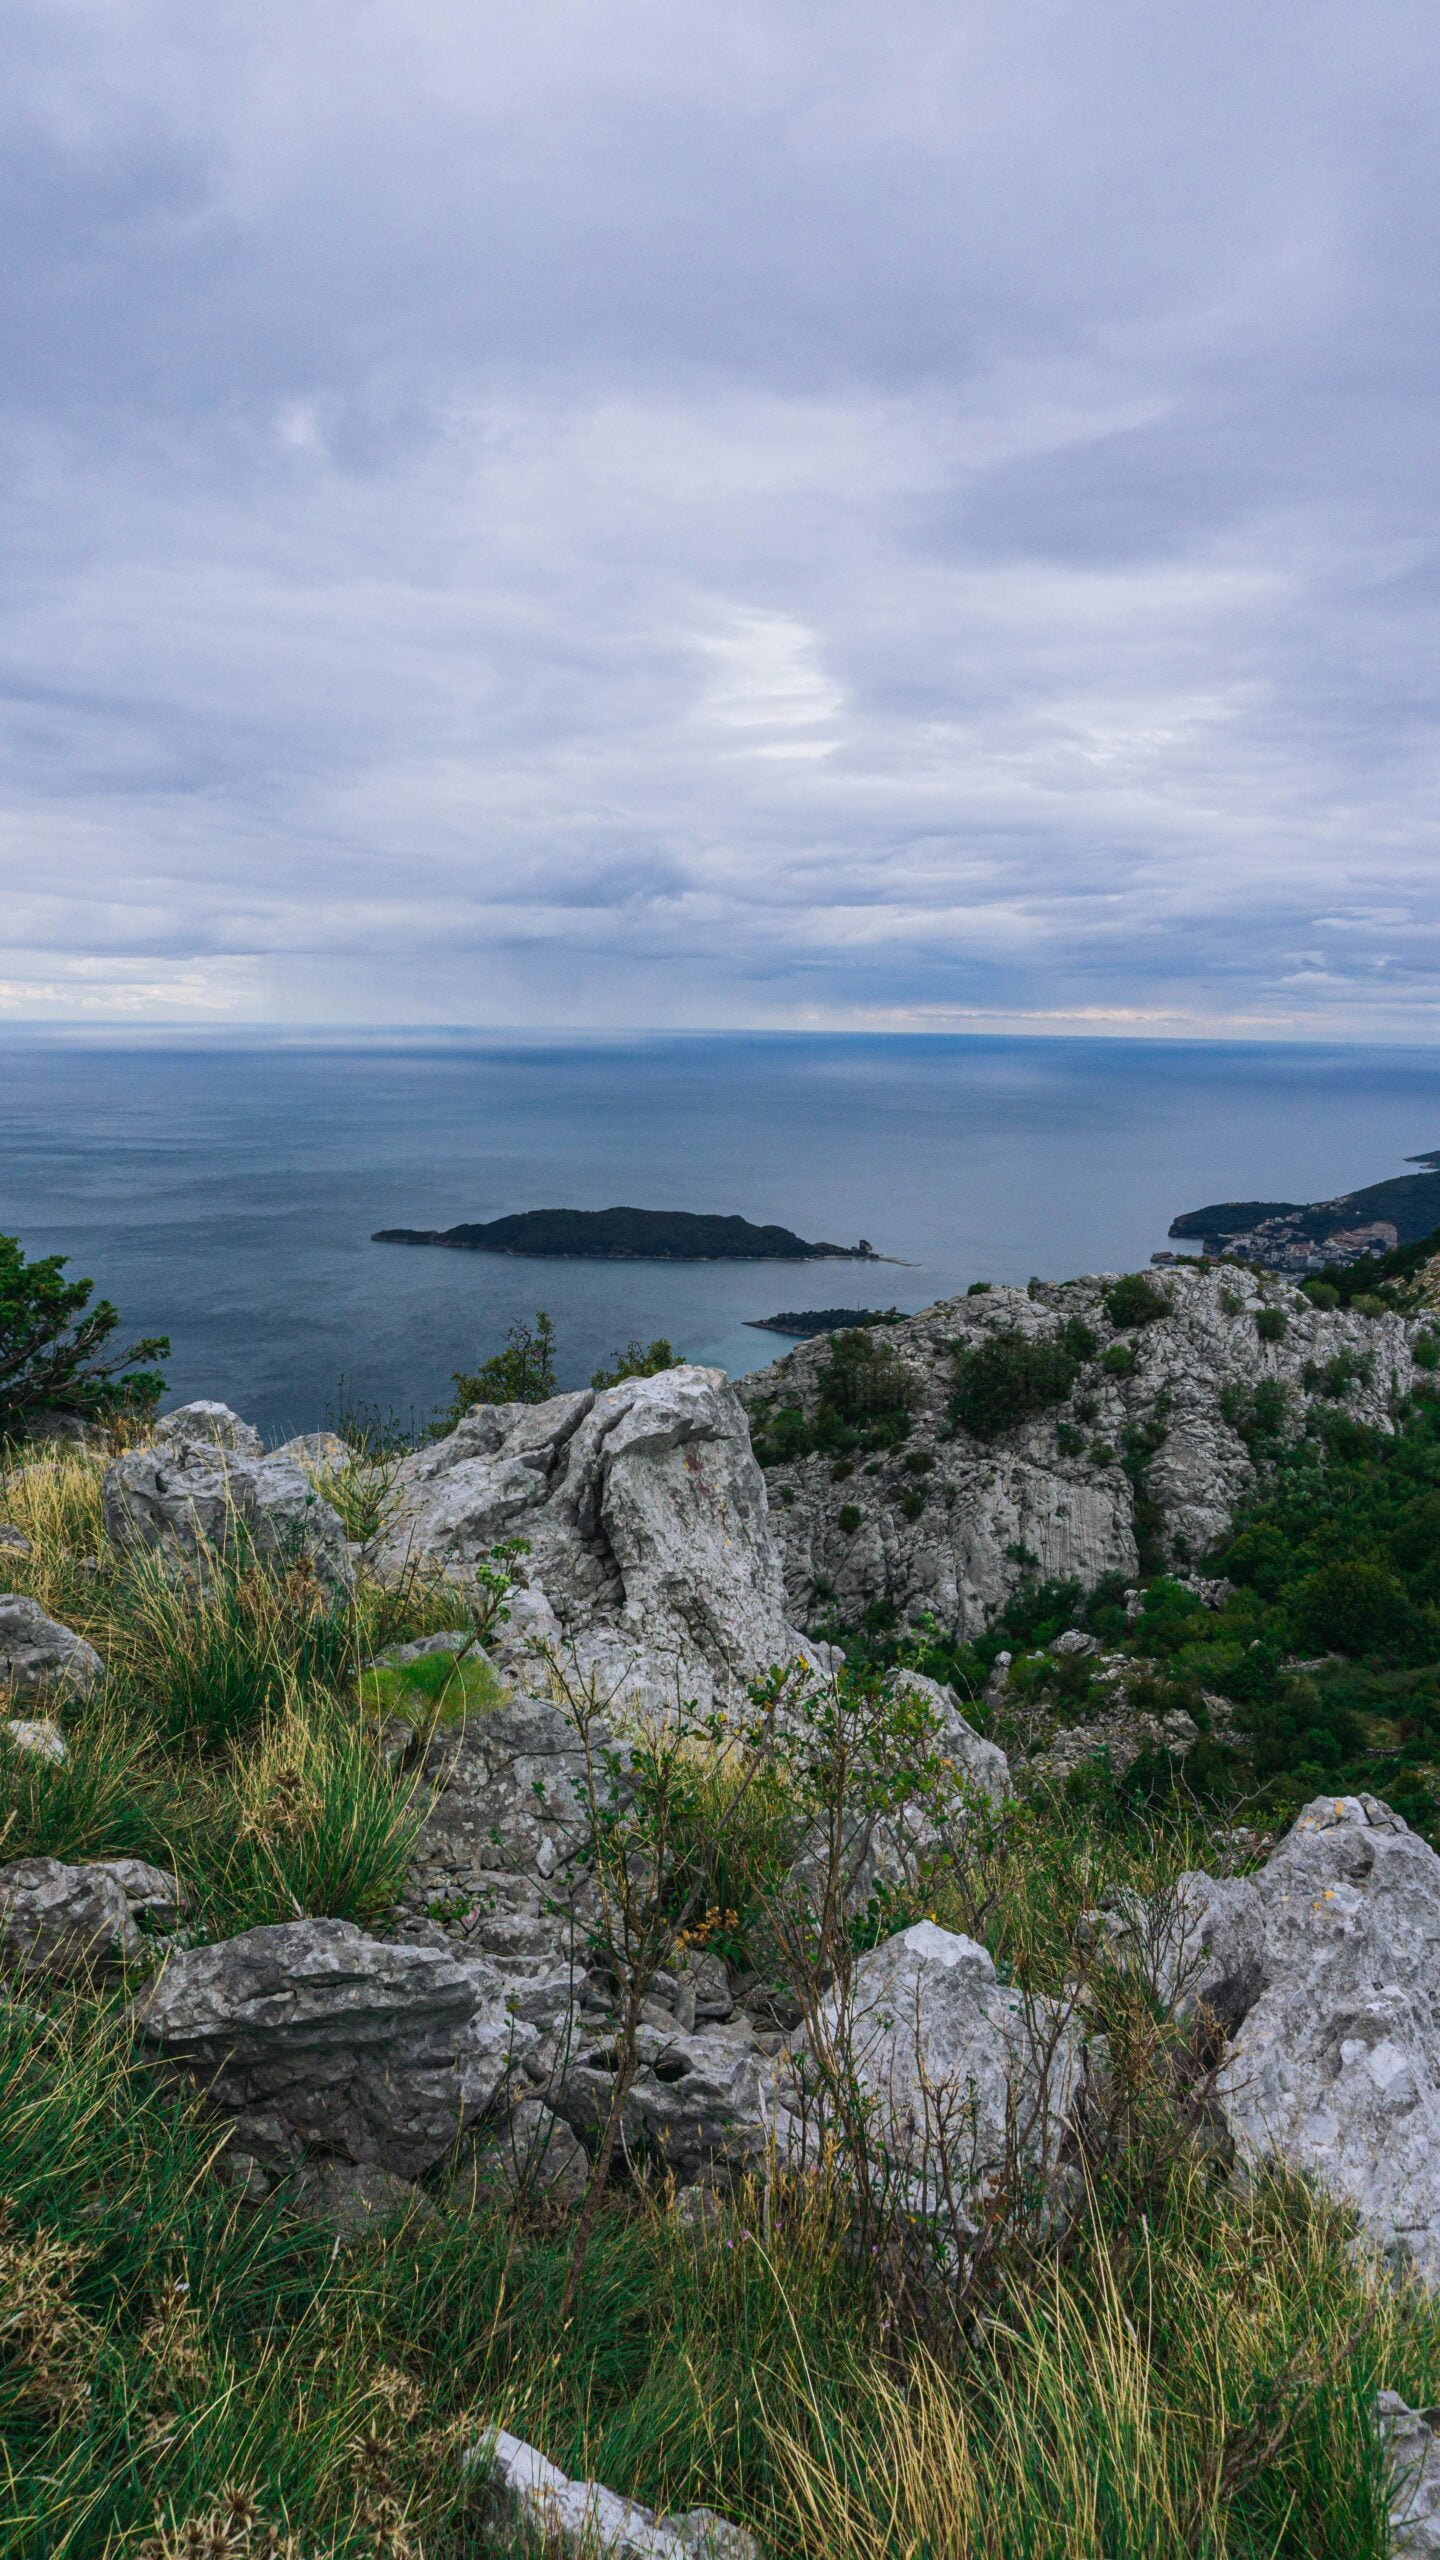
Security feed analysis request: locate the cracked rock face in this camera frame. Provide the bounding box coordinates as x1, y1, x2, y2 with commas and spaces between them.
740, 1267, 1423, 1637
154, 1400, 263, 1458
103, 1440, 353, 1592
476, 2429, 761, 2560
133, 1918, 534, 2178
367, 1365, 811, 1706
0, 1594, 104, 1700
1152, 1796, 1440, 2281
0, 1855, 145, 1977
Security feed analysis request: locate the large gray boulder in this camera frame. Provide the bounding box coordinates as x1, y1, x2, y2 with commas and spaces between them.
0, 1856, 142, 1977
788, 1920, 1083, 2221
394, 1694, 606, 1976
133, 1917, 534, 2178
367, 1365, 811, 1708
103, 1441, 353, 1592
1155, 1797, 1440, 2280
743, 1267, 1425, 1636
0, 1594, 104, 1700
1378, 2392, 1440, 2557
475, 2430, 760, 2560
155, 1400, 262, 1458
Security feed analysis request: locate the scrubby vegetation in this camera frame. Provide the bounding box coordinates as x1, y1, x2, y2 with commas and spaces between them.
0, 1233, 168, 1440
8, 1336, 1440, 2551
749, 1327, 916, 1466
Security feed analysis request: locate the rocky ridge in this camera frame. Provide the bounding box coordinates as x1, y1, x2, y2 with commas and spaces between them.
738, 1262, 1427, 1637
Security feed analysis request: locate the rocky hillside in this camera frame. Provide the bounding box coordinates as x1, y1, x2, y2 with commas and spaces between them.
737, 1262, 1428, 1636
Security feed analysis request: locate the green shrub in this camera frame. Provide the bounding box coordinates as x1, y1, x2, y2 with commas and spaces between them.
1256, 1306, 1288, 1342
1295, 1559, 1411, 1657
1225, 1520, 1293, 1599
1414, 1331, 1440, 1372
1220, 1377, 1293, 1458
0, 1232, 168, 1440
1061, 1316, 1098, 1360
1103, 1273, 1171, 1329
951, 1331, 1079, 1439
592, 1337, 682, 1389
837, 1503, 862, 1534
1301, 1280, 1341, 1310
1304, 1349, 1373, 1401
1352, 1293, 1387, 1318
966, 1279, 992, 1295
436, 1310, 557, 1431
898, 1488, 927, 1522
750, 1399, 812, 1466
1101, 1342, 1138, 1379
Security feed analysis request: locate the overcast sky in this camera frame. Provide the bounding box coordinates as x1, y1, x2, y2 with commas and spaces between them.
3, 2, 1439, 1037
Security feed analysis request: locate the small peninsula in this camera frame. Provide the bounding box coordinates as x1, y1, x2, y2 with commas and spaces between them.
372, 1205, 880, 1262
1168, 1151, 1440, 1273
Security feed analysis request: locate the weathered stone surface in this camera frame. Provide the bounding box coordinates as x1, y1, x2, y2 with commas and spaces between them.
0, 1594, 104, 1700
97, 1856, 186, 1922
133, 1918, 534, 2177
367, 1365, 812, 1707
268, 1431, 353, 1472
0, 1855, 141, 1976
475, 2428, 761, 2560
553, 2020, 774, 2181
394, 1694, 602, 1976
1378, 2392, 1440, 2557
1, 1716, 66, 1765
155, 1400, 263, 1457
0, 1525, 31, 1557
1147, 1798, 1440, 2279
742, 1268, 1425, 1636
789, 1921, 1082, 2217
103, 1442, 353, 1591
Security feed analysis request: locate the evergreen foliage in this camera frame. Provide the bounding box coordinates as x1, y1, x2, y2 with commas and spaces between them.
0, 1234, 168, 1441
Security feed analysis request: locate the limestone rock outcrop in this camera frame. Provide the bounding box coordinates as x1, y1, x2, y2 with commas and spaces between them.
787, 1920, 1082, 2219
155, 1400, 263, 1458
0, 1855, 142, 1976
1147, 1796, 1440, 2280
367, 1365, 812, 1706
104, 1437, 353, 1592
741, 1266, 1424, 1637
133, 1918, 534, 2179
474, 2429, 760, 2560
0, 1594, 104, 1700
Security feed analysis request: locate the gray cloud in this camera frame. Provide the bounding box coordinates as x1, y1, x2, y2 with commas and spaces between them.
2, 0, 1439, 1033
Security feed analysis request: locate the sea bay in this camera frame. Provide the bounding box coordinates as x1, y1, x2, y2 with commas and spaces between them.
3, 1028, 1439, 1438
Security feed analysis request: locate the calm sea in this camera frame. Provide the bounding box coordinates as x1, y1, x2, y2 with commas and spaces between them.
3, 1030, 1439, 1439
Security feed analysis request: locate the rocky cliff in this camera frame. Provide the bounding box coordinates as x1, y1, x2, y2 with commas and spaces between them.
737, 1262, 1428, 1637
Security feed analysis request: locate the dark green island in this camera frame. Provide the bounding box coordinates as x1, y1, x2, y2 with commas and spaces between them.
372, 1206, 880, 1261
745, 1305, 906, 1337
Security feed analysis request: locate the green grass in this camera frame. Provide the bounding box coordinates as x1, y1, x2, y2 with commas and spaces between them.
5, 1437, 1440, 2556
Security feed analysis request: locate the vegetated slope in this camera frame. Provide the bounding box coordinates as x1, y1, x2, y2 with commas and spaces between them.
1, 1432, 1429, 2559
372, 1205, 874, 1259
1172, 1164, 1440, 1248
739, 1259, 1433, 1642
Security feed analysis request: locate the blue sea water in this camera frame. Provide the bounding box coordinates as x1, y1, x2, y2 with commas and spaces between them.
3, 1030, 1440, 1439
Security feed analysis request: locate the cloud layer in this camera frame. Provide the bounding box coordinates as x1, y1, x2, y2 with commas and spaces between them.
3, 0, 1439, 1033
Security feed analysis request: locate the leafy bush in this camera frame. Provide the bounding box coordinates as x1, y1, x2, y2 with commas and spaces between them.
1302, 1280, 1341, 1310
1295, 1559, 1411, 1657
435, 1310, 556, 1431
1256, 1306, 1288, 1342
951, 1331, 1079, 1439
1304, 1349, 1372, 1401
0, 1233, 168, 1441
837, 1503, 862, 1534
1220, 1377, 1293, 1458
592, 1336, 681, 1389
1103, 1273, 1171, 1329
751, 1329, 914, 1465
1414, 1331, 1440, 1372
1101, 1343, 1137, 1378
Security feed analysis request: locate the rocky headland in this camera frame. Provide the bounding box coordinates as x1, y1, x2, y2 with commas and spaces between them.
7, 1248, 1440, 2553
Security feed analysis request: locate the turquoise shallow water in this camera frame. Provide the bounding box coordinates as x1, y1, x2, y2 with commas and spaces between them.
3, 1029, 1439, 1437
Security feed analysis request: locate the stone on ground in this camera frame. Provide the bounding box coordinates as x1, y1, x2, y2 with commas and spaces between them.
0, 1594, 104, 1699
